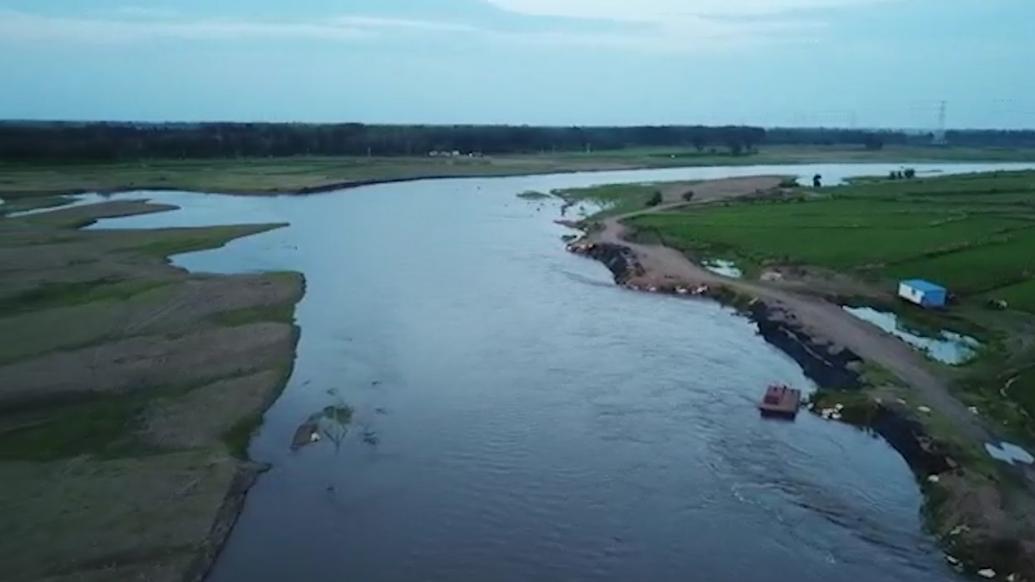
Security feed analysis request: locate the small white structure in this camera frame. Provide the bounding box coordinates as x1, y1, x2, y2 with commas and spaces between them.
898, 279, 948, 309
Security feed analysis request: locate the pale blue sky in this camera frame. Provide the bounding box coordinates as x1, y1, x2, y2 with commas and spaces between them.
1, 0, 1032, 128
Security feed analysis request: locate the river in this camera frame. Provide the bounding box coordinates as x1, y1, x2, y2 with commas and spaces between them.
86, 163, 1035, 582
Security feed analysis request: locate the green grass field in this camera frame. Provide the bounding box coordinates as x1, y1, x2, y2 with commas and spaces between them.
887, 230, 1035, 294
0, 278, 168, 318
555, 182, 664, 218
986, 279, 1035, 313
628, 171, 1035, 312
1007, 367, 1035, 422
618, 170, 1035, 445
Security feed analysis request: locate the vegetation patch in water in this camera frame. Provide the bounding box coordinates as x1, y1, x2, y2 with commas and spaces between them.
516, 190, 552, 200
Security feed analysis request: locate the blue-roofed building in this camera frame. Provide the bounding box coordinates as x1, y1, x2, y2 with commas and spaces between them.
898, 279, 948, 308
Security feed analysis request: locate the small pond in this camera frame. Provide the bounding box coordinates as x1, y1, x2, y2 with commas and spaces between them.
703, 258, 743, 279
842, 306, 980, 365
985, 442, 1035, 466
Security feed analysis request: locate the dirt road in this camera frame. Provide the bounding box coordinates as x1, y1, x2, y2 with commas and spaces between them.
587, 176, 988, 441
578, 174, 1035, 578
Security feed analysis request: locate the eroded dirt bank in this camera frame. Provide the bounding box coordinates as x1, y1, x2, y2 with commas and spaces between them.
0, 201, 304, 581
565, 176, 1035, 580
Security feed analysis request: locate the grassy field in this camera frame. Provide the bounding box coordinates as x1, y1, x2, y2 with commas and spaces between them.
614, 170, 1035, 441
0, 200, 304, 580
3, 145, 1035, 198
629, 171, 1035, 310
555, 182, 665, 218
631, 199, 1029, 270
987, 279, 1035, 313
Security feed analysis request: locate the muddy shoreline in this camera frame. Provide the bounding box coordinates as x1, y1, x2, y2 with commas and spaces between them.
184, 461, 270, 582
571, 235, 1032, 580
577, 241, 865, 388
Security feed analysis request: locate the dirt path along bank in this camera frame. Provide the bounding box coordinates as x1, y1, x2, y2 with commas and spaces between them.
587, 176, 984, 440
568, 175, 1035, 580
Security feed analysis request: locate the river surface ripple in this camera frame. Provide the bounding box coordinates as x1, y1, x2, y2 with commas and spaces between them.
86, 163, 1035, 582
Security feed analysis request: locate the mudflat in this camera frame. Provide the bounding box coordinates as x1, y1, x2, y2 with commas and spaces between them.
0, 200, 303, 581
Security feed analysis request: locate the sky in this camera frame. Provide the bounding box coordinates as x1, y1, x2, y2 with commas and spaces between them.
0, 0, 1033, 128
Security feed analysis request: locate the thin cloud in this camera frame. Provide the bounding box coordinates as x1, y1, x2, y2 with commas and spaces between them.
484, 0, 897, 20
477, 0, 876, 52
332, 16, 481, 34
495, 18, 823, 53
0, 7, 821, 53
0, 10, 371, 42
113, 6, 180, 19
0, 10, 489, 43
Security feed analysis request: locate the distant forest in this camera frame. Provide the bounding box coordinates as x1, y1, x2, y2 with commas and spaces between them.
1, 121, 1033, 162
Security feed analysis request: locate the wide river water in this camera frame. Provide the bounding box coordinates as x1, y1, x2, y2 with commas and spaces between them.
87, 163, 1035, 581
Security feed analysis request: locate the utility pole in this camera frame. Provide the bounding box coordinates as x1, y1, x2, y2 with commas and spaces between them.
933, 100, 948, 145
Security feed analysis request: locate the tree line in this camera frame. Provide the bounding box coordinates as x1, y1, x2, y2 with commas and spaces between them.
0, 121, 1030, 162
0, 122, 765, 161
944, 130, 1035, 148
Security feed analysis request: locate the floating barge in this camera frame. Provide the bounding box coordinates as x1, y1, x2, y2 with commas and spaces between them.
759, 384, 802, 419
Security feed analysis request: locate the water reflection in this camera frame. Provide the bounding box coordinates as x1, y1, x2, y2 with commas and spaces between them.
703, 258, 743, 279
843, 306, 979, 365
985, 441, 1035, 466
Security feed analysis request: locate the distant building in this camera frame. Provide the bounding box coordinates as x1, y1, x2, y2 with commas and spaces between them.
898, 279, 948, 308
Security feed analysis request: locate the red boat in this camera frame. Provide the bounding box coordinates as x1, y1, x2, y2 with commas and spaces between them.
759, 384, 801, 419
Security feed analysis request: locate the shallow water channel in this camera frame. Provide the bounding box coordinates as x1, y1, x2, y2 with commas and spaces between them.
82, 163, 1035, 582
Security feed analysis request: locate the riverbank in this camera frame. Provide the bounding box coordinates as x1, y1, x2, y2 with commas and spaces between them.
4, 145, 1035, 200
561, 174, 1035, 580
3, 161, 1031, 580
0, 201, 303, 581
